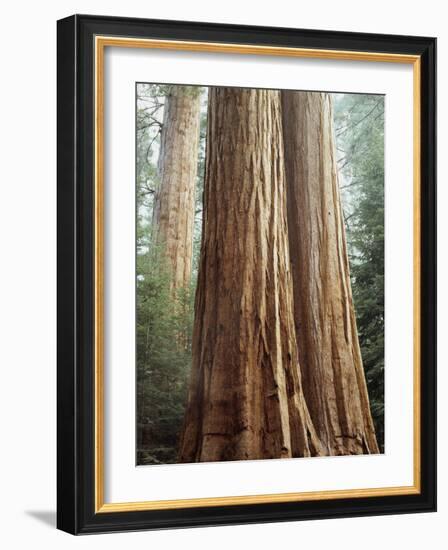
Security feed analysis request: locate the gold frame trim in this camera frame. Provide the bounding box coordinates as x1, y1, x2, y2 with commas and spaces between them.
94, 35, 421, 513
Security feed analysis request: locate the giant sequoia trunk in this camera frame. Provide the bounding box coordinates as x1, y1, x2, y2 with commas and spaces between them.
152, 86, 201, 291
178, 88, 323, 463
281, 91, 379, 455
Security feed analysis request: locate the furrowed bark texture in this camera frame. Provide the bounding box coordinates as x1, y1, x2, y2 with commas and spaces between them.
281, 91, 379, 455
152, 86, 201, 290
178, 88, 323, 463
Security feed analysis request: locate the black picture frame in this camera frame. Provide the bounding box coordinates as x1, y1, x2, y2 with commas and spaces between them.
57, 14, 436, 534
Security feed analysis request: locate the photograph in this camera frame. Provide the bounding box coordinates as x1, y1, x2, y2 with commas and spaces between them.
135, 83, 385, 466
54, 13, 436, 535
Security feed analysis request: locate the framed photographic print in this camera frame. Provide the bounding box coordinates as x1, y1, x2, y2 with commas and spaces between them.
57, 14, 436, 534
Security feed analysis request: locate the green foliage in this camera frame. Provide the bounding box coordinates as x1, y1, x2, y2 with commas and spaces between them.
136, 247, 194, 464
136, 84, 204, 465
334, 94, 385, 450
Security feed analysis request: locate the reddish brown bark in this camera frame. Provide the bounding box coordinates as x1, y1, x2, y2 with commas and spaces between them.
178, 87, 323, 463
281, 91, 379, 455
152, 86, 201, 291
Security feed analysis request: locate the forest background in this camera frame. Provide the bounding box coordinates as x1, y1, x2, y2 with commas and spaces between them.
136, 85, 385, 465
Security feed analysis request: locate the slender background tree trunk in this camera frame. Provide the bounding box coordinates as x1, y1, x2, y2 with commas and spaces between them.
178, 87, 323, 463
152, 86, 201, 291
281, 91, 379, 455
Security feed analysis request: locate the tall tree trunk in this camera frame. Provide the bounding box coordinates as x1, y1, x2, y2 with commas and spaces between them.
281, 91, 379, 455
152, 86, 201, 291
178, 88, 323, 463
